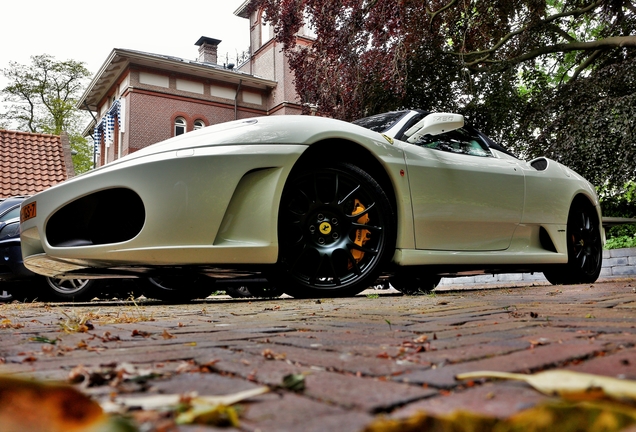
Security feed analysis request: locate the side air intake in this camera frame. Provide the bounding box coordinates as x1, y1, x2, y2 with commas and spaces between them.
46, 188, 145, 247
539, 226, 558, 253
530, 158, 548, 171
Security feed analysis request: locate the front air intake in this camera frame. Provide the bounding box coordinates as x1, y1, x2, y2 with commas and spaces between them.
46, 188, 145, 247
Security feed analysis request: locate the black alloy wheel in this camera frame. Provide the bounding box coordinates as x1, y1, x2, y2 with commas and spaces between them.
543, 202, 602, 285
275, 162, 395, 298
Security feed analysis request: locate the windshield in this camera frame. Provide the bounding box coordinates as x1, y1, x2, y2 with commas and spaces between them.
352, 111, 410, 133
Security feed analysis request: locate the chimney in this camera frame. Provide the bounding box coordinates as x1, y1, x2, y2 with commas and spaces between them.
195, 36, 222, 64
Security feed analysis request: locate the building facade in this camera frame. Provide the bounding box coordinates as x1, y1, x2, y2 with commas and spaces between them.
79, 1, 314, 167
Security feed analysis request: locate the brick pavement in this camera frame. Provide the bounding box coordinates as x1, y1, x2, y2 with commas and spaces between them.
0, 279, 635, 431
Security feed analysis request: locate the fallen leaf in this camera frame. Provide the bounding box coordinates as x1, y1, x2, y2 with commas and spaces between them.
29, 336, 58, 344
456, 370, 636, 403
161, 330, 175, 339
108, 386, 269, 412
131, 329, 151, 338
363, 401, 636, 432
282, 373, 306, 392
176, 402, 240, 427
262, 349, 286, 360
0, 375, 129, 432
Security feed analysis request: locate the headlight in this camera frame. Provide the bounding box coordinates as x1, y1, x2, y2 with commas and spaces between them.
0, 222, 20, 241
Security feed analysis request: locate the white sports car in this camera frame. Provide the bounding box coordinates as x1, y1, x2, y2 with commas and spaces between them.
20, 110, 604, 299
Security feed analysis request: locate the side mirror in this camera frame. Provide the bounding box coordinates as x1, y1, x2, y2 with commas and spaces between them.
403, 113, 464, 143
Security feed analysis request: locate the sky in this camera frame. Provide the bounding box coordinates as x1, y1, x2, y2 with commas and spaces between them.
0, 0, 250, 87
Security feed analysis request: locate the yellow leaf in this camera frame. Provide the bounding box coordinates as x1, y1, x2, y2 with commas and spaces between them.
456, 370, 636, 403
363, 401, 636, 432
110, 386, 269, 411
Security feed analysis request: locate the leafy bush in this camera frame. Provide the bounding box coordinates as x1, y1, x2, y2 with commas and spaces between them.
600, 182, 636, 250
605, 235, 636, 250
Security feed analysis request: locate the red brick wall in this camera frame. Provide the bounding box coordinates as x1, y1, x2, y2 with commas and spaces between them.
125, 91, 265, 152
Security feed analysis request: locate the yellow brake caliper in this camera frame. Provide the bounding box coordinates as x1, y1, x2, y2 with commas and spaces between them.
350, 198, 371, 268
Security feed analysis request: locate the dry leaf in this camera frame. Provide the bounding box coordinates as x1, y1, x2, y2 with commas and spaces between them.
0, 375, 129, 432
107, 386, 269, 412
456, 370, 636, 403
363, 400, 636, 432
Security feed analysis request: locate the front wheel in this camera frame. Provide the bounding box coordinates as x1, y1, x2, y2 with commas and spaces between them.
274, 162, 395, 298
42, 277, 100, 301
543, 202, 602, 285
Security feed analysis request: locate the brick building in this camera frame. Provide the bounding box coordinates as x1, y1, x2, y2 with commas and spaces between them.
79, 0, 314, 167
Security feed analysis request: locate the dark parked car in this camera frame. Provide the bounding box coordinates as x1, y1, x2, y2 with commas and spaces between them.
0, 196, 101, 301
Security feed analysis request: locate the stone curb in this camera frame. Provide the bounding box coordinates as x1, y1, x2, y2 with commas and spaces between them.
439, 247, 636, 287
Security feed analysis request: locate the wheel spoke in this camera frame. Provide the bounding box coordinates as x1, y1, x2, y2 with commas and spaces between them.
345, 249, 363, 276
325, 253, 342, 285
352, 222, 383, 233
332, 173, 340, 205
288, 244, 311, 272
287, 189, 312, 216
309, 253, 330, 285
311, 173, 326, 205
338, 184, 361, 206
349, 242, 379, 255
345, 201, 375, 219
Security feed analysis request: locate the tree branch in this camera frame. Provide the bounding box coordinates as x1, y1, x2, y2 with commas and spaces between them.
571, 49, 602, 81
455, 0, 603, 58
469, 36, 636, 70
427, 0, 457, 28
547, 24, 577, 43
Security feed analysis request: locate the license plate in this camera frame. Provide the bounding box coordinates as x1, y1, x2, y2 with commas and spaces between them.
20, 201, 37, 223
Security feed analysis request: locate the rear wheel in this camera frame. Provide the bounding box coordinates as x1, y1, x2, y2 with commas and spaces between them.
225, 284, 283, 298
390, 271, 441, 295
141, 275, 214, 303
274, 162, 395, 298
42, 277, 100, 301
543, 202, 602, 285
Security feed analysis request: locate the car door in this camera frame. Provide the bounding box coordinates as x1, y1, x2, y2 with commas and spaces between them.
401, 127, 525, 251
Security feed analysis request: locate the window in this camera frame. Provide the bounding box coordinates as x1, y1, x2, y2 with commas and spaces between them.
0, 207, 19, 222
193, 120, 205, 130
352, 111, 410, 133
174, 117, 186, 136
414, 127, 492, 157
302, 9, 317, 39
260, 10, 273, 47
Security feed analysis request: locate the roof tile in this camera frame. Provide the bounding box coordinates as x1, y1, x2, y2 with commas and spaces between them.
0, 129, 70, 198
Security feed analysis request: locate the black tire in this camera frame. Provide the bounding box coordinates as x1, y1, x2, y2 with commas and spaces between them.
225, 284, 283, 298
543, 201, 602, 285
141, 275, 214, 303
225, 285, 254, 298
41, 277, 100, 301
274, 162, 395, 298
390, 272, 441, 295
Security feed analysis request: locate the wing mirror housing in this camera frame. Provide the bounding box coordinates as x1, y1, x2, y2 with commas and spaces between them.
403, 113, 464, 143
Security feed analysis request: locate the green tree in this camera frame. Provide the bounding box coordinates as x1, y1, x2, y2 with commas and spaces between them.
1, 54, 93, 174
